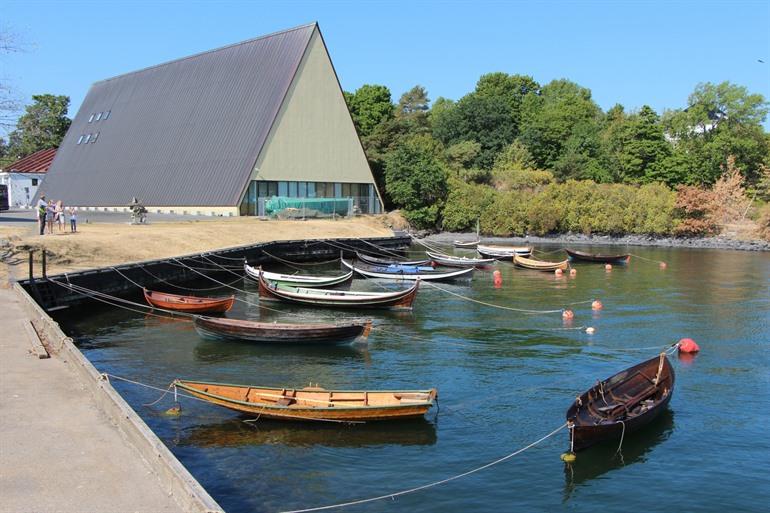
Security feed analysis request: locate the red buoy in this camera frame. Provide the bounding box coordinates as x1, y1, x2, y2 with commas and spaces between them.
659, 262, 667, 270
562, 309, 574, 320
569, 268, 577, 277
591, 300, 603, 310
554, 268, 563, 277
493, 270, 502, 288
605, 264, 612, 271
678, 338, 700, 353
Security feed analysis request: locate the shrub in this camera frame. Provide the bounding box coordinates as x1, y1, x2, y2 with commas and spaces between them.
491, 167, 555, 192
480, 191, 529, 236
673, 185, 719, 236
442, 179, 498, 231
624, 182, 677, 234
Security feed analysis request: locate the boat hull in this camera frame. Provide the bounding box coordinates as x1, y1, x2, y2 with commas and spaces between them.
513, 255, 570, 272
174, 380, 437, 421
258, 272, 419, 309
567, 354, 675, 451
342, 259, 474, 282
426, 251, 495, 268
356, 252, 431, 267
565, 249, 630, 264
453, 240, 479, 249
194, 316, 370, 345
245, 264, 353, 288
477, 244, 532, 259
143, 289, 234, 314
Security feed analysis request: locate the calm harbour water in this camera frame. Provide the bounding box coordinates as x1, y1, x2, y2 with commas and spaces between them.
61, 245, 770, 513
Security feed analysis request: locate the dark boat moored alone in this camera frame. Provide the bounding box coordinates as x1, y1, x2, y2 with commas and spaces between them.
513, 255, 570, 272
567, 353, 675, 452
565, 248, 630, 264
174, 380, 438, 421
143, 289, 235, 314
194, 316, 371, 345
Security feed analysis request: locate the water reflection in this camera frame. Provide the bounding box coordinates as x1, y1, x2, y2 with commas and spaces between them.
562, 410, 675, 500
179, 417, 437, 449
193, 339, 371, 363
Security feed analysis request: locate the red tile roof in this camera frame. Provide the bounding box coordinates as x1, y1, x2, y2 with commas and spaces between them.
7, 147, 57, 174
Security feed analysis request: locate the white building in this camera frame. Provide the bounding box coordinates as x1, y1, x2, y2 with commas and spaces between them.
0, 148, 56, 208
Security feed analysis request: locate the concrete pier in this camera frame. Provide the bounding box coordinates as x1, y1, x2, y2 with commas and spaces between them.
0, 287, 222, 513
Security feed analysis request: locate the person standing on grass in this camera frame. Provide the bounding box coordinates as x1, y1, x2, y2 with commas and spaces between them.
68, 206, 77, 232
37, 195, 47, 235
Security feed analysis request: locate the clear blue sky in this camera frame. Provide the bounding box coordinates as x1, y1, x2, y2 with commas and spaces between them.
3, 0, 770, 134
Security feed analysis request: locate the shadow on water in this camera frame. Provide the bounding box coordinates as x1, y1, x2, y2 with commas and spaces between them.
562, 409, 675, 501
192, 338, 370, 364
178, 416, 437, 449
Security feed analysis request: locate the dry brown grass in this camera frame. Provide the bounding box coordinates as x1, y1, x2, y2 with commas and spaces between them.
1, 216, 394, 285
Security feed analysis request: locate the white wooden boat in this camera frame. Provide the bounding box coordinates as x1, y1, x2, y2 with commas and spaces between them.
245, 264, 353, 288
341, 259, 474, 281
426, 251, 495, 268
477, 244, 532, 259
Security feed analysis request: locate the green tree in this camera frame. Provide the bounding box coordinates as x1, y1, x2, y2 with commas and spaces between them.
6, 94, 71, 158
384, 135, 448, 228
433, 92, 516, 169
519, 79, 602, 171
662, 81, 769, 184
396, 85, 430, 132
475, 72, 539, 133
602, 105, 672, 183
345, 84, 394, 138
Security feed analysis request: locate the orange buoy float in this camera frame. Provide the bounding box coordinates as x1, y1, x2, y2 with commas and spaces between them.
659, 262, 667, 269
569, 268, 577, 277
493, 270, 502, 288
678, 338, 700, 353
562, 309, 574, 320
555, 268, 563, 277
605, 264, 612, 271
591, 300, 603, 310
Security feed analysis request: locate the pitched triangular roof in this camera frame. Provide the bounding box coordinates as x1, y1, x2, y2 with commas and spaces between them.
6, 147, 57, 173
38, 23, 317, 206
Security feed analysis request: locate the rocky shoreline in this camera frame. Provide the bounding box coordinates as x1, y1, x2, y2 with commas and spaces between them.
423, 232, 770, 252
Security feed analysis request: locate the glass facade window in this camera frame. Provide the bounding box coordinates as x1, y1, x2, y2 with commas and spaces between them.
240, 180, 381, 215
298, 182, 307, 197
278, 181, 288, 196
83, 134, 91, 144
77, 135, 85, 144
289, 181, 298, 197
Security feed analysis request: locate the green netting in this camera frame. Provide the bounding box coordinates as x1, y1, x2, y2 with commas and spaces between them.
264, 196, 351, 217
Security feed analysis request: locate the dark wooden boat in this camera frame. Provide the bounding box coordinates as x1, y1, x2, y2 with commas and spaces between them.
453, 240, 480, 249
143, 288, 234, 313
477, 244, 532, 259
426, 251, 495, 268
566, 353, 675, 452
244, 264, 353, 288
565, 248, 630, 264
356, 251, 431, 267
174, 380, 438, 421
513, 254, 569, 272
194, 316, 371, 344
257, 271, 419, 309
342, 258, 474, 281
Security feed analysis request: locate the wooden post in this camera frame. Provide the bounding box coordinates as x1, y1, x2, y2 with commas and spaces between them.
28, 250, 34, 281
42, 250, 47, 279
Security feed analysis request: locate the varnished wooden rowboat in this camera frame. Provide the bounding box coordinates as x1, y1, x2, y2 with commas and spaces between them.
257, 271, 419, 309
513, 254, 570, 272
194, 316, 372, 344
342, 259, 474, 281
565, 248, 630, 264
244, 264, 353, 288
173, 380, 438, 421
143, 288, 234, 313
477, 244, 532, 259
566, 353, 675, 451
426, 251, 495, 268
356, 251, 431, 267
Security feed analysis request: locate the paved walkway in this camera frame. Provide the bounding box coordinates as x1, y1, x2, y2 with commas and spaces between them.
0, 289, 185, 513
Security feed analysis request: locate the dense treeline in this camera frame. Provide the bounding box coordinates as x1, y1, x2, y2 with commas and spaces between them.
345, 76, 770, 236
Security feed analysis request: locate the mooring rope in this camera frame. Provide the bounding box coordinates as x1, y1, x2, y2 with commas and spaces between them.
262, 250, 341, 267
421, 281, 572, 316
136, 264, 244, 292
627, 253, 667, 265
278, 422, 568, 513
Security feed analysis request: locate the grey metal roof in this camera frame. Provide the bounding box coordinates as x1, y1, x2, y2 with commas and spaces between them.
38, 23, 316, 207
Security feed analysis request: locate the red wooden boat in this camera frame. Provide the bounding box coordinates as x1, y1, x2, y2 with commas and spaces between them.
143, 288, 235, 314
566, 353, 675, 452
